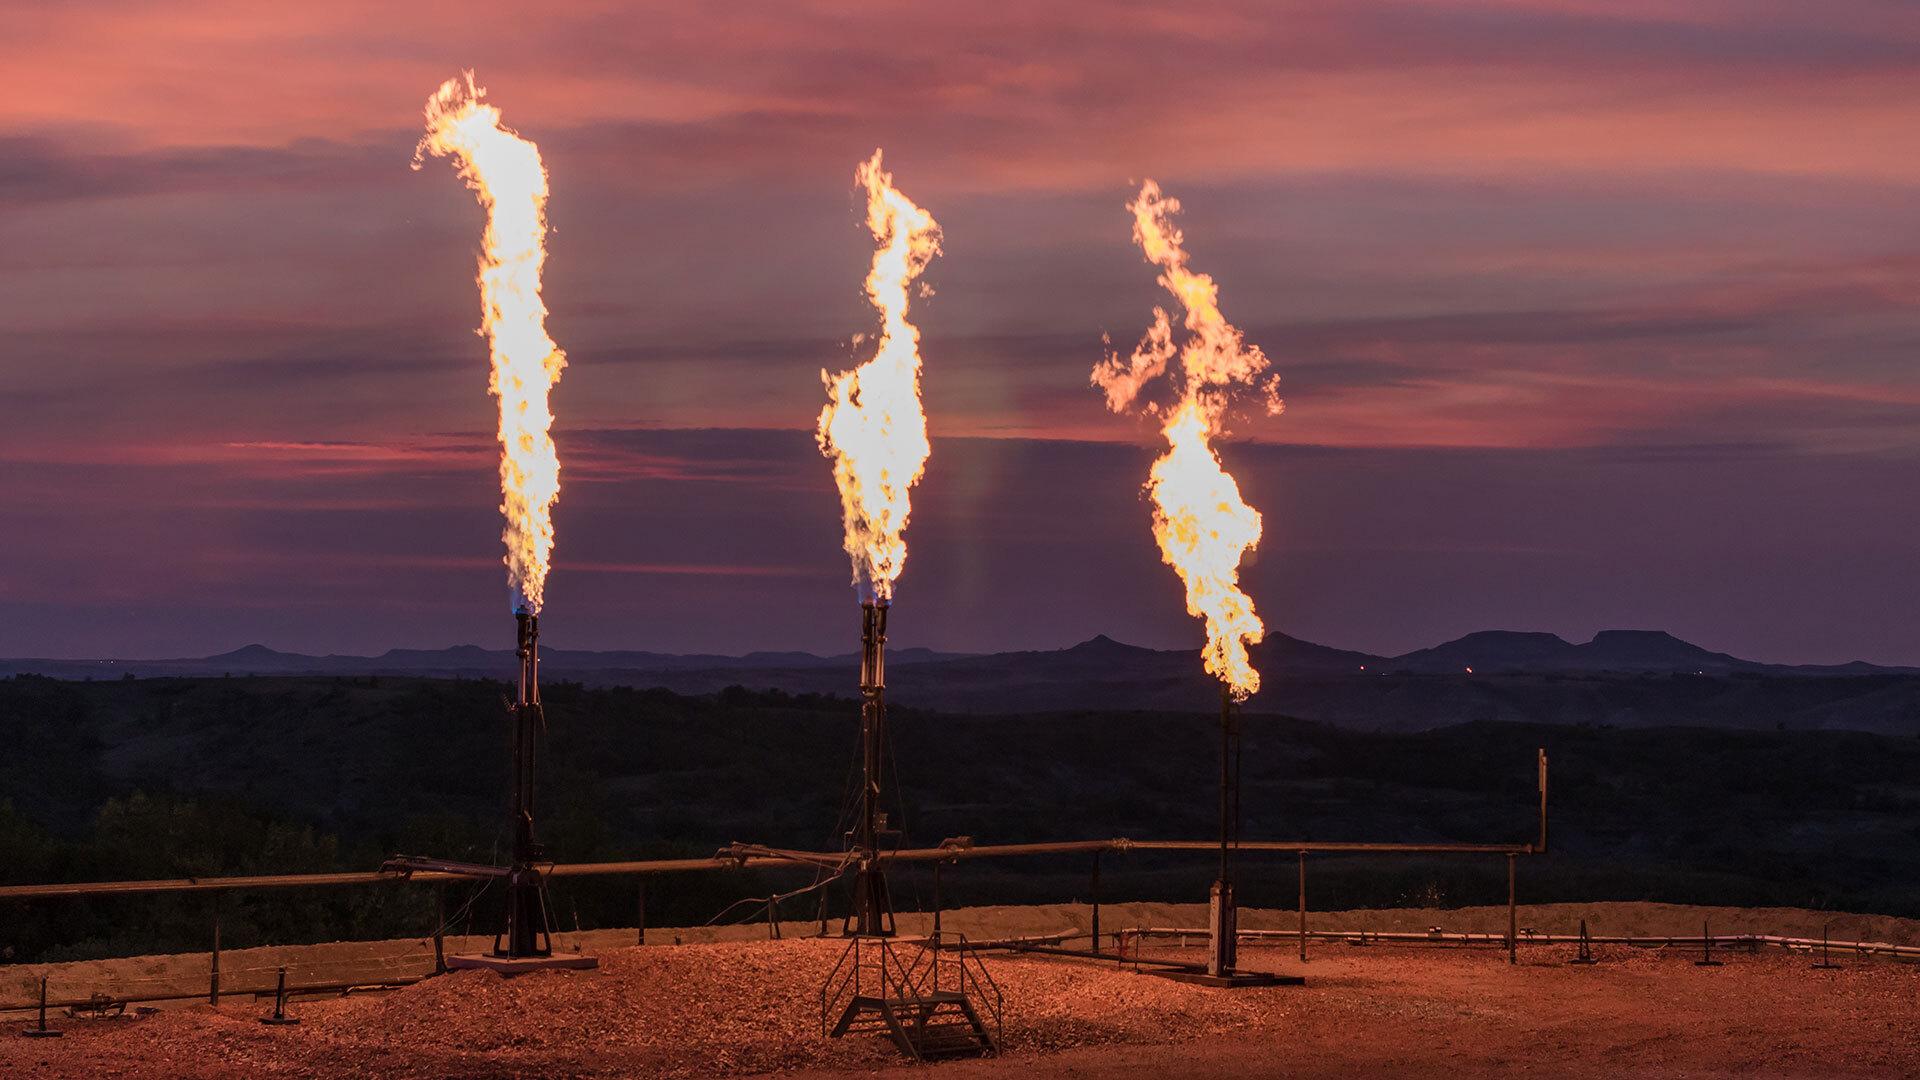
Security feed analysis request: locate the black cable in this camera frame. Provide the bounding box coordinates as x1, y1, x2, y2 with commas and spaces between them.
437, 878, 495, 940
703, 859, 856, 927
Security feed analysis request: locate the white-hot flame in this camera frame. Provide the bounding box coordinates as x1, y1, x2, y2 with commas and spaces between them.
818, 150, 942, 601
1093, 181, 1281, 699
416, 73, 566, 614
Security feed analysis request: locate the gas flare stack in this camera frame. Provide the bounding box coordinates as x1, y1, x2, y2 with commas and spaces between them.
848, 597, 896, 936
499, 607, 557, 960
1151, 687, 1298, 987
1157, 686, 1300, 987
384, 610, 596, 973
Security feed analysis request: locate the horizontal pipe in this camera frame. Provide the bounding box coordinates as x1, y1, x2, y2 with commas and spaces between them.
0, 836, 1538, 901
1122, 840, 1535, 855
0, 872, 406, 900
1, 977, 425, 1015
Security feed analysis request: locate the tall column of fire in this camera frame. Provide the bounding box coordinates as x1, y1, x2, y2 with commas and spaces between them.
1093, 181, 1283, 980
818, 150, 941, 937
418, 73, 569, 960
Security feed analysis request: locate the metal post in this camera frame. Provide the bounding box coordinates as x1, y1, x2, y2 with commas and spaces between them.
1298, 850, 1308, 963
1696, 919, 1721, 966
932, 861, 943, 943
637, 878, 647, 946
1813, 918, 1841, 969
1506, 854, 1517, 965
1536, 749, 1549, 852
767, 897, 779, 939
21, 976, 60, 1037
1571, 918, 1597, 965
1090, 852, 1102, 955
260, 966, 299, 1026
433, 884, 447, 974
210, 892, 223, 1006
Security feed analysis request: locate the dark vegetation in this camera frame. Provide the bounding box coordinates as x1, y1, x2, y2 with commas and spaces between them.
3, 673, 1918, 963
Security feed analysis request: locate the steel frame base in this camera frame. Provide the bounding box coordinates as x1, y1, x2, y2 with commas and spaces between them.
446, 953, 599, 975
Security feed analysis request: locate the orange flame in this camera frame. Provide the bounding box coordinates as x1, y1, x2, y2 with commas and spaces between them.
818, 150, 942, 601
416, 73, 566, 614
1093, 181, 1282, 699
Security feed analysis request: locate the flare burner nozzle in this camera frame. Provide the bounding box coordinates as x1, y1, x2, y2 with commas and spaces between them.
859, 600, 888, 693
516, 608, 540, 709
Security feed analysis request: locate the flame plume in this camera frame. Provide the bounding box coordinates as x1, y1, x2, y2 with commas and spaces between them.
416, 73, 567, 614
1093, 181, 1282, 699
818, 150, 942, 601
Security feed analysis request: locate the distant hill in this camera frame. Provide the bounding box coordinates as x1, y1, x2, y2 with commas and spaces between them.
1389, 629, 1750, 675
1384, 629, 1908, 677
6, 628, 1916, 730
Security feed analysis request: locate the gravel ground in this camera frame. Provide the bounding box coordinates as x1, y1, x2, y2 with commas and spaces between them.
5, 923, 1920, 1078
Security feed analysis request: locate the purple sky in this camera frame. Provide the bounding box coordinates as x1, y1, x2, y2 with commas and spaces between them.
2, 1, 1917, 664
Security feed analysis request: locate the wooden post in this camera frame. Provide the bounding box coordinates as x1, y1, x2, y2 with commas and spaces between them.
1298, 850, 1308, 963
209, 892, 223, 1006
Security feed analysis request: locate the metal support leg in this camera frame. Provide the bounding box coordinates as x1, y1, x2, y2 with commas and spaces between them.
1571, 918, 1597, 965
1506, 854, 1517, 965
1091, 852, 1102, 955
210, 893, 223, 1006
433, 884, 447, 974
21, 976, 60, 1037
1298, 850, 1308, 963
259, 966, 299, 1026
932, 861, 943, 943
1696, 919, 1721, 966
1813, 919, 1841, 969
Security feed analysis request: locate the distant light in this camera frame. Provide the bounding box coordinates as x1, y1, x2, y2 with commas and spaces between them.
1465, 666, 1474, 674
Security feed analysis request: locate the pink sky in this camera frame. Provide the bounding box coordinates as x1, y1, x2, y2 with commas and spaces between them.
0, 1, 1917, 661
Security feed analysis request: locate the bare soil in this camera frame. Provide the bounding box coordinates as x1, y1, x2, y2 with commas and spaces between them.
4, 902, 1917, 1078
